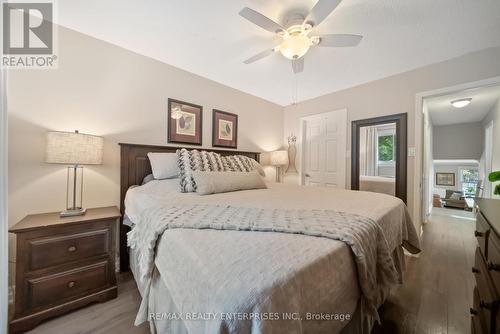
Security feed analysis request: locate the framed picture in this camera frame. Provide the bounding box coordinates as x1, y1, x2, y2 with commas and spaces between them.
212, 109, 238, 148
436, 172, 455, 186
168, 98, 202, 145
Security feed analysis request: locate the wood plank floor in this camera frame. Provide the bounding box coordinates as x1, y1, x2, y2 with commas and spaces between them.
21, 207, 475, 334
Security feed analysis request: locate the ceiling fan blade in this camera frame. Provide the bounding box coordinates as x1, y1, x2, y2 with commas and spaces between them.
316, 34, 363, 47
239, 7, 284, 34
243, 47, 278, 64
292, 58, 304, 74
305, 0, 343, 27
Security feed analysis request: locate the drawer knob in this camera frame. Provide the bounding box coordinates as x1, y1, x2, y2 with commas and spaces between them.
67, 281, 76, 288
487, 262, 500, 272
67, 246, 77, 252
475, 231, 484, 237
472, 267, 480, 274
470, 308, 478, 315
480, 301, 492, 310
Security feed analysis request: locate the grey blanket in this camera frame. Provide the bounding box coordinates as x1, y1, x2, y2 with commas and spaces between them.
128, 204, 403, 331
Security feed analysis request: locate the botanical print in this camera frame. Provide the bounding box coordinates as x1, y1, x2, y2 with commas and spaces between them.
218, 119, 233, 140
176, 111, 196, 136
436, 172, 454, 186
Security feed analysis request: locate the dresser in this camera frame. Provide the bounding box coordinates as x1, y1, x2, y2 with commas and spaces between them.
471, 198, 500, 334
9, 206, 120, 333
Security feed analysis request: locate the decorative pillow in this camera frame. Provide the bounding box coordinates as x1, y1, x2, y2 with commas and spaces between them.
221, 155, 265, 176
192, 170, 267, 195
177, 149, 225, 192
249, 158, 266, 177
147, 152, 179, 179
450, 192, 462, 200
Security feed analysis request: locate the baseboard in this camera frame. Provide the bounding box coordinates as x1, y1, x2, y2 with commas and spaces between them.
8, 285, 14, 306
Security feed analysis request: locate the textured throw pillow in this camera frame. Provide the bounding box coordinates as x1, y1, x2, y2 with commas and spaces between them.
148, 152, 179, 179
192, 170, 267, 195
450, 192, 462, 200
249, 158, 266, 177
177, 149, 225, 192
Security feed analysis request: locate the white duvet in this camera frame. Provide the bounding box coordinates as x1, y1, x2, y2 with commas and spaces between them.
125, 180, 419, 334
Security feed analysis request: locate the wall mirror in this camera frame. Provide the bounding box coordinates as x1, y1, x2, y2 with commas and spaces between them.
351, 113, 407, 203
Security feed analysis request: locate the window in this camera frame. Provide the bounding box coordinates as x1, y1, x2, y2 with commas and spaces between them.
378, 135, 395, 162
459, 167, 479, 197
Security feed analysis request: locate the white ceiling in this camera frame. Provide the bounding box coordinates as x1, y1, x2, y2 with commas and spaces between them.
54, 0, 500, 106
426, 85, 500, 126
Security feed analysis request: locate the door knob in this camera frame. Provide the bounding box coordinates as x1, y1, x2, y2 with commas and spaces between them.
305, 173, 311, 177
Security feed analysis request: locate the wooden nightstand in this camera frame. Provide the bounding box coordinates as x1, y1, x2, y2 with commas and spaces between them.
9, 206, 121, 333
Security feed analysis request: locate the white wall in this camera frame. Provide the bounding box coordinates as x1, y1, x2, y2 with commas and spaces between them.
482, 98, 500, 198
433, 122, 484, 160
283, 46, 500, 233
7, 26, 284, 285
1, 62, 8, 334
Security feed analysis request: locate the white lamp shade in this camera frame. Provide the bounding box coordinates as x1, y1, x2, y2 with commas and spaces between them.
270, 150, 288, 166
45, 131, 104, 165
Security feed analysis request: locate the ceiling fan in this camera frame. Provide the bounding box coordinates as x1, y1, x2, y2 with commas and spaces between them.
239, 0, 363, 74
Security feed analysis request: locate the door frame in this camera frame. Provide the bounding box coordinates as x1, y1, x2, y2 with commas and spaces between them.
299, 109, 347, 187
351, 113, 408, 203
0, 62, 8, 334
415, 76, 500, 230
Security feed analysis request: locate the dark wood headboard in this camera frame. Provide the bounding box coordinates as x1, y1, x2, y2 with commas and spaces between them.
118, 142, 260, 271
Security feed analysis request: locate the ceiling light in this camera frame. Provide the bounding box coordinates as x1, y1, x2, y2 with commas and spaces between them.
279, 33, 311, 60
451, 98, 472, 108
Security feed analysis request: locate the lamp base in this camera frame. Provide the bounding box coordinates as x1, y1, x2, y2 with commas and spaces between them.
60, 208, 87, 217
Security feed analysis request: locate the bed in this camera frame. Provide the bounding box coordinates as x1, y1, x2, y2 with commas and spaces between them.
359, 175, 396, 196
119, 143, 420, 334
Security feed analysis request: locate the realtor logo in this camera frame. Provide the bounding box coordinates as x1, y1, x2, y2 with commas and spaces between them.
2, 2, 57, 68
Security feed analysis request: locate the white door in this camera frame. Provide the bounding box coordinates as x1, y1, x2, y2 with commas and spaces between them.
301, 110, 347, 188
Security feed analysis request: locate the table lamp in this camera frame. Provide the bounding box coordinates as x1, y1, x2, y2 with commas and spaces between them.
270, 150, 288, 183
45, 130, 104, 217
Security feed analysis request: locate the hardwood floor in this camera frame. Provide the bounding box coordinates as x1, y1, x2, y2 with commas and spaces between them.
374, 207, 476, 334
18, 207, 475, 334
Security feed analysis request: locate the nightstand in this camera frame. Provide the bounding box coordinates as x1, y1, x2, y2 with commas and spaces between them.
9, 206, 121, 333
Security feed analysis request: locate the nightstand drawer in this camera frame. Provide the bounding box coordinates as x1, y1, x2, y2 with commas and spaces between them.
27, 261, 110, 310
28, 227, 110, 271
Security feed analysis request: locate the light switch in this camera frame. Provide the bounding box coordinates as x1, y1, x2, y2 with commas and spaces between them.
408, 147, 416, 157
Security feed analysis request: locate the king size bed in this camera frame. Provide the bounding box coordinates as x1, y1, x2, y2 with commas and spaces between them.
119, 143, 420, 334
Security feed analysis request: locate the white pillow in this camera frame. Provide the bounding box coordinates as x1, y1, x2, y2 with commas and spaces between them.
192, 170, 267, 195
147, 152, 179, 179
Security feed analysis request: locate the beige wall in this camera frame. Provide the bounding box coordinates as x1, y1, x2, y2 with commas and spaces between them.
283, 46, 500, 234
7, 26, 283, 284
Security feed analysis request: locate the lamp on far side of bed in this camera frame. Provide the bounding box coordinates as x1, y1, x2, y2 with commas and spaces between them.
270, 150, 288, 183
45, 130, 104, 217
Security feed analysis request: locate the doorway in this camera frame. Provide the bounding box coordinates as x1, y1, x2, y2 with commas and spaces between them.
421, 83, 500, 217
300, 109, 347, 188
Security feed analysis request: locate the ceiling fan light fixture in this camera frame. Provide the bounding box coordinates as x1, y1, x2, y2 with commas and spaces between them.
279, 34, 311, 60
451, 98, 472, 108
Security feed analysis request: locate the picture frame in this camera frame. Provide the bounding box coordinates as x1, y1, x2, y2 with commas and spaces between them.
212, 109, 238, 148
436, 172, 455, 186
168, 98, 203, 145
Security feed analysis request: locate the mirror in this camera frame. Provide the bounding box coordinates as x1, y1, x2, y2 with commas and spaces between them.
351, 114, 407, 203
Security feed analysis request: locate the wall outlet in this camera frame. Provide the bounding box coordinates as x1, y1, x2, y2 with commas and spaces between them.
408, 147, 416, 157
